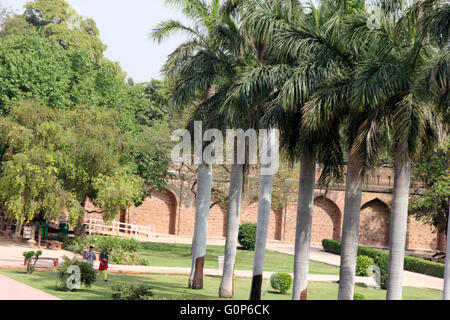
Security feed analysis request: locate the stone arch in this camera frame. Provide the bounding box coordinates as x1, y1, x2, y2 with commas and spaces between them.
136, 188, 178, 235
312, 196, 342, 242
359, 198, 390, 247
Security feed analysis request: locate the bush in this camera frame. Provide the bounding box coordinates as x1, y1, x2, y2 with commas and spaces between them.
111, 283, 154, 300
404, 256, 445, 278
353, 293, 366, 300
238, 222, 257, 250
373, 253, 389, 289
322, 239, 446, 289
110, 249, 140, 265
57, 256, 97, 290
23, 250, 42, 274
139, 258, 150, 266
270, 272, 293, 294
322, 239, 341, 255
355, 255, 374, 276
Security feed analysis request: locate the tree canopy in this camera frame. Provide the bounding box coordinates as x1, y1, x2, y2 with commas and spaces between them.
0, 0, 106, 59
0, 101, 148, 227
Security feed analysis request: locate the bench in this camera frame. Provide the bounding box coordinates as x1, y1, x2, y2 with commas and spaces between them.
24, 257, 59, 267
46, 240, 62, 250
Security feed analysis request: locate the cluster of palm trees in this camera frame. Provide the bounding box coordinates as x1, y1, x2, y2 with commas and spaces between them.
152, 0, 449, 300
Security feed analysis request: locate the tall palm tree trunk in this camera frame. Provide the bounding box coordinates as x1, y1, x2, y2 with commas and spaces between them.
386, 153, 411, 300
291, 154, 316, 300
442, 197, 450, 300
249, 131, 276, 300
219, 163, 244, 298
189, 163, 213, 289
338, 153, 363, 300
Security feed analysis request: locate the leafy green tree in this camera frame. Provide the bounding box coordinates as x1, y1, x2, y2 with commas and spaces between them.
0, 101, 148, 231
0, 35, 125, 112
22, 0, 106, 59
125, 79, 170, 127
0, 13, 33, 38
410, 142, 450, 234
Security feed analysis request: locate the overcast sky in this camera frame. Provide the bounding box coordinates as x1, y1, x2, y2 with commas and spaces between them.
2, 0, 188, 82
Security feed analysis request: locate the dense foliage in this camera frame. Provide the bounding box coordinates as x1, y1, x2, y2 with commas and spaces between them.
238, 222, 257, 251
410, 142, 450, 233
0, 102, 150, 227
355, 255, 374, 277
1, 0, 106, 59
57, 256, 97, 290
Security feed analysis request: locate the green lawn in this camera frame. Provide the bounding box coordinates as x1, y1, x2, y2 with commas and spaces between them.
137, 242, 338, 275
0, 269, 442, 300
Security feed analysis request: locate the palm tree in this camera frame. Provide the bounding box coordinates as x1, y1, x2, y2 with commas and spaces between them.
310, 0, 449, 299
368, 1, 447, 300
226, 0, 347, 300
151, 0, 244, 290
249, 128, 277, 300
189, 163, 213, 288
414, 0, 449, 300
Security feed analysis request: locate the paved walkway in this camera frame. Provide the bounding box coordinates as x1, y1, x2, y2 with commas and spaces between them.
0, 274, 60, 300
0, 239, 78, 268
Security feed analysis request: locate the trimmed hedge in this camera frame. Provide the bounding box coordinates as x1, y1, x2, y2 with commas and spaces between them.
270, 272, 293, 294
404, 256, 445, 278
322, 239, 445, 286
322, 239, 341, 255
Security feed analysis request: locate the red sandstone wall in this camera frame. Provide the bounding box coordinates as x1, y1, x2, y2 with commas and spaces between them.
83, 186, 444, 252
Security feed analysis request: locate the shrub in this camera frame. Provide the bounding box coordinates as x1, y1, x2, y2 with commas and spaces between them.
404, 256, 445, 278
57, 256, 97, 290
79, 235, 139, 252
238, 222, 257, 250
373, 253, 389, 289
353, 293, 366, 300
111, 283, 154, 300
23, 250, 42, 274
322, 238, 446, 288
355, 255, 374, 276
322, 239, 341, 255
139, 258, 150, 266
110, 250, 140, 265
270, 272, 293, 294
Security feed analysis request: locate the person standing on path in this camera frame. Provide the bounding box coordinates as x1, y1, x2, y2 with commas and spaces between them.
84, 246, 96, 268
99, 249, 109, 282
